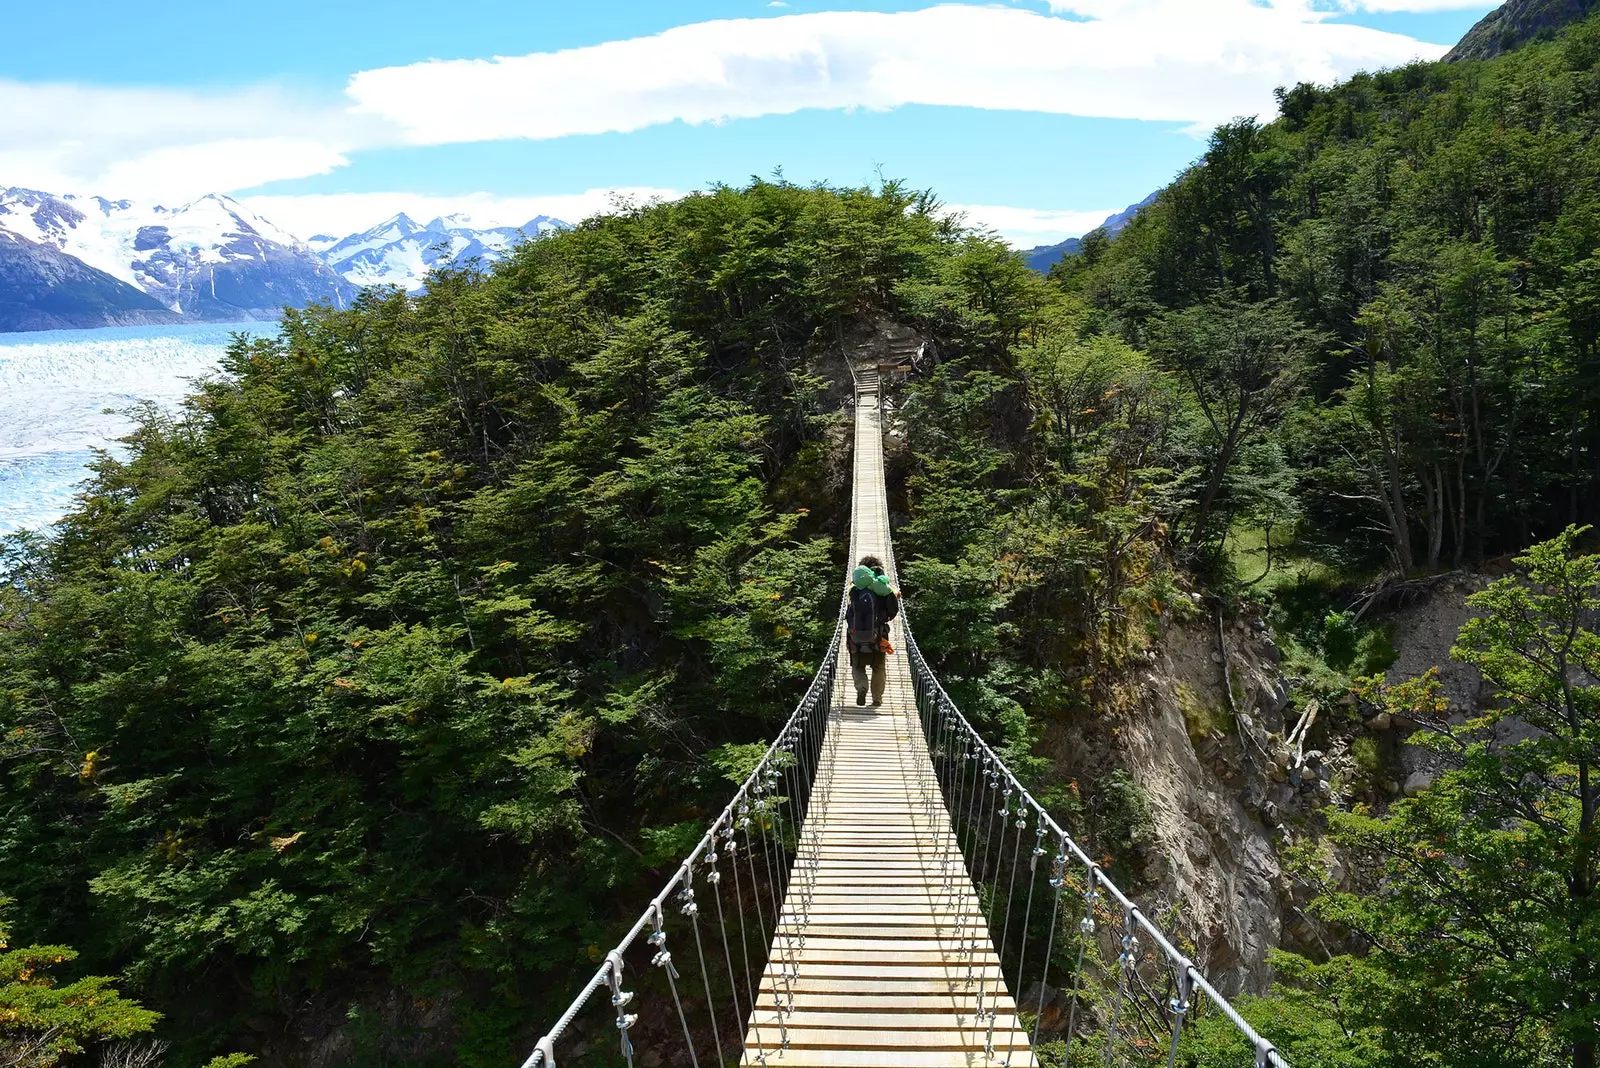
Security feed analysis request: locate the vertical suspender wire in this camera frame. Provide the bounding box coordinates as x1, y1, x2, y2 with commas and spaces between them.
977, 786, 1020, 1047
962, 732, 985, 869
677, 872, 726, 1068
646, 903, 700, 1068
938, 709, 962, 898
949, 724, 976, 911
739, 806, 790, 1046
1165, 961, 1195, 1068
985, 794, 1027, 1057
1032, 839, 1069, 1053
1066, 862, 1100, 1045
709, 829, 757, 1063
753, 788, 788, 973
723, 825, 768, 1064
754, 786, 799, 1021
779, 738, 811, 934
1103, 905, 1138, 1068
1002, 810, 1048, 1067
966, 765, 997, 982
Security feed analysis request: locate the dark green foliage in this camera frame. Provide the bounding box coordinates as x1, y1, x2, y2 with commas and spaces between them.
1321, 610, 1360, 670
0, 180, 962, 1065
0, 900, 163, 1067
1065, 14, 1600, 572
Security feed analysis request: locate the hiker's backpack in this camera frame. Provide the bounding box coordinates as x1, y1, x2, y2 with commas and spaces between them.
847, 586, 879, 653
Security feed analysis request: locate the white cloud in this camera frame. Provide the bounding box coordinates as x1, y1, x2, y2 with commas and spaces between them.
944, 203, 1119, 248
2, 2, 1459, 204
0, 79, 384, 201
1322, 0, 1491, 10
345, 3, 1451, 146
239, 187, 685, 240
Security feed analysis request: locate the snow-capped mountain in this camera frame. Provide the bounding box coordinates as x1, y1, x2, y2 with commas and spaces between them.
0, 229, 183, 333
0, 187, 357, 325
314, 212, 568, 292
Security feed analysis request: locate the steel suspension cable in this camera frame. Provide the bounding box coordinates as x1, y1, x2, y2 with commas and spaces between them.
903, 622, 1290, 1068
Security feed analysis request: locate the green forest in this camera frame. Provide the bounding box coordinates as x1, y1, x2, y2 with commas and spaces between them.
3, 7, 1600, 1068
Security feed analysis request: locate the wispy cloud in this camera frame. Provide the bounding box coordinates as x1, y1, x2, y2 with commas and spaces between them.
0, 79, 381, 200
346, 4, 1450, 146
3, 2, 1456, 202
1318, 0, 1490, 11
944, 202, 1120, 247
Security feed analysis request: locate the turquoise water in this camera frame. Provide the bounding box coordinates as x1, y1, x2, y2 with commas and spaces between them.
0, 321, 277, 538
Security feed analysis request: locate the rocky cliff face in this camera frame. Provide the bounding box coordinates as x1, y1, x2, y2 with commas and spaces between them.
1446, 0, 1599, 61
1115, 615, 1292, 991
0, 230, 184, 332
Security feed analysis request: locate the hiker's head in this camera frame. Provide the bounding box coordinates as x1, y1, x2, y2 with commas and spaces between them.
858, 555, 884, 572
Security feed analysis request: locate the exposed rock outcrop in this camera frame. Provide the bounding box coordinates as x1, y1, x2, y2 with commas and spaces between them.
1446, 0, 1600, 62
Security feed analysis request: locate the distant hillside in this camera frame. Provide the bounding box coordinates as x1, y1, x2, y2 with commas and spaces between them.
0, 230, 183, 332
1446, 0, 1599, 60
1022, 191, 1157, 273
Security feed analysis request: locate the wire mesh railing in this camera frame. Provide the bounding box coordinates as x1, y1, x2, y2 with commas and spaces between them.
902, 620, 1291, 1068
519, 438, 860, 1068
519, 605, 841, 1068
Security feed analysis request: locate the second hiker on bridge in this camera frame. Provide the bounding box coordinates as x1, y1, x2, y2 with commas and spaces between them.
846, 555, 899, 707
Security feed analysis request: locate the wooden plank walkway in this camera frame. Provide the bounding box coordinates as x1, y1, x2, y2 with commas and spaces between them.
739, 377, 1035, 1066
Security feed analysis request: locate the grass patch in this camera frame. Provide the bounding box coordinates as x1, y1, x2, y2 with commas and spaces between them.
1177, 681, 1233, 743
1351, 736, 1382, 780
1225, 522, 1343, 598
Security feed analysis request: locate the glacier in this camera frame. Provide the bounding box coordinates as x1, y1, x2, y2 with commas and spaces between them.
0, 322, 266, 538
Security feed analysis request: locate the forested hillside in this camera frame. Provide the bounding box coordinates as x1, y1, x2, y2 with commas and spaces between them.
1058, 14, 1600, 574
0, 183, 996, 1065
1023, 13, 1600, 1066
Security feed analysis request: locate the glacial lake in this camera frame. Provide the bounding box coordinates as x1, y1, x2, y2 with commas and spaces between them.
0, 321, 274, 539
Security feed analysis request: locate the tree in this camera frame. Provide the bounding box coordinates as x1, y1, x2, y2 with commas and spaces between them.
1301, 527, 1600, 1067
1148, 297, 1319, 553
0, 901, 160, 1067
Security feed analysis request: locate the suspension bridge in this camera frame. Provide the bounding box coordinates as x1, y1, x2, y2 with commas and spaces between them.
522, 368, 1290, 1068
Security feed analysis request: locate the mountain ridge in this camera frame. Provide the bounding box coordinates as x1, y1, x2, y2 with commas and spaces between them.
0, 188, 571, 331
1022, 191, 1157, 273
316, 211, 567, 291
1446, 0, 1600, 60
0, 229, 185, 332
0, 187, 357, 328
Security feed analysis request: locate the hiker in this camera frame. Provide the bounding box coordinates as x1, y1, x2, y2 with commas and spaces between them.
845, 554, 899, 706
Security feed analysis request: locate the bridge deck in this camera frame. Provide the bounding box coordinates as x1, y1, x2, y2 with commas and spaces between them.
740, 383, 1034, 1066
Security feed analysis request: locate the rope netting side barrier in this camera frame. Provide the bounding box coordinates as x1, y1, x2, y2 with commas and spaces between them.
901, 622, 1292, 1068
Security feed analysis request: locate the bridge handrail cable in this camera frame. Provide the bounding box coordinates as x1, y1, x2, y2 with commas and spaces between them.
520, 422, 859, 1068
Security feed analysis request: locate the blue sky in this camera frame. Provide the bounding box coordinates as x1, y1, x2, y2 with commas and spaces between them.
0, 0, 1499, 246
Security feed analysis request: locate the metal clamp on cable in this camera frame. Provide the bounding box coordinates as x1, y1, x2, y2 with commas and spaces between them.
605, 950, 636, 1066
